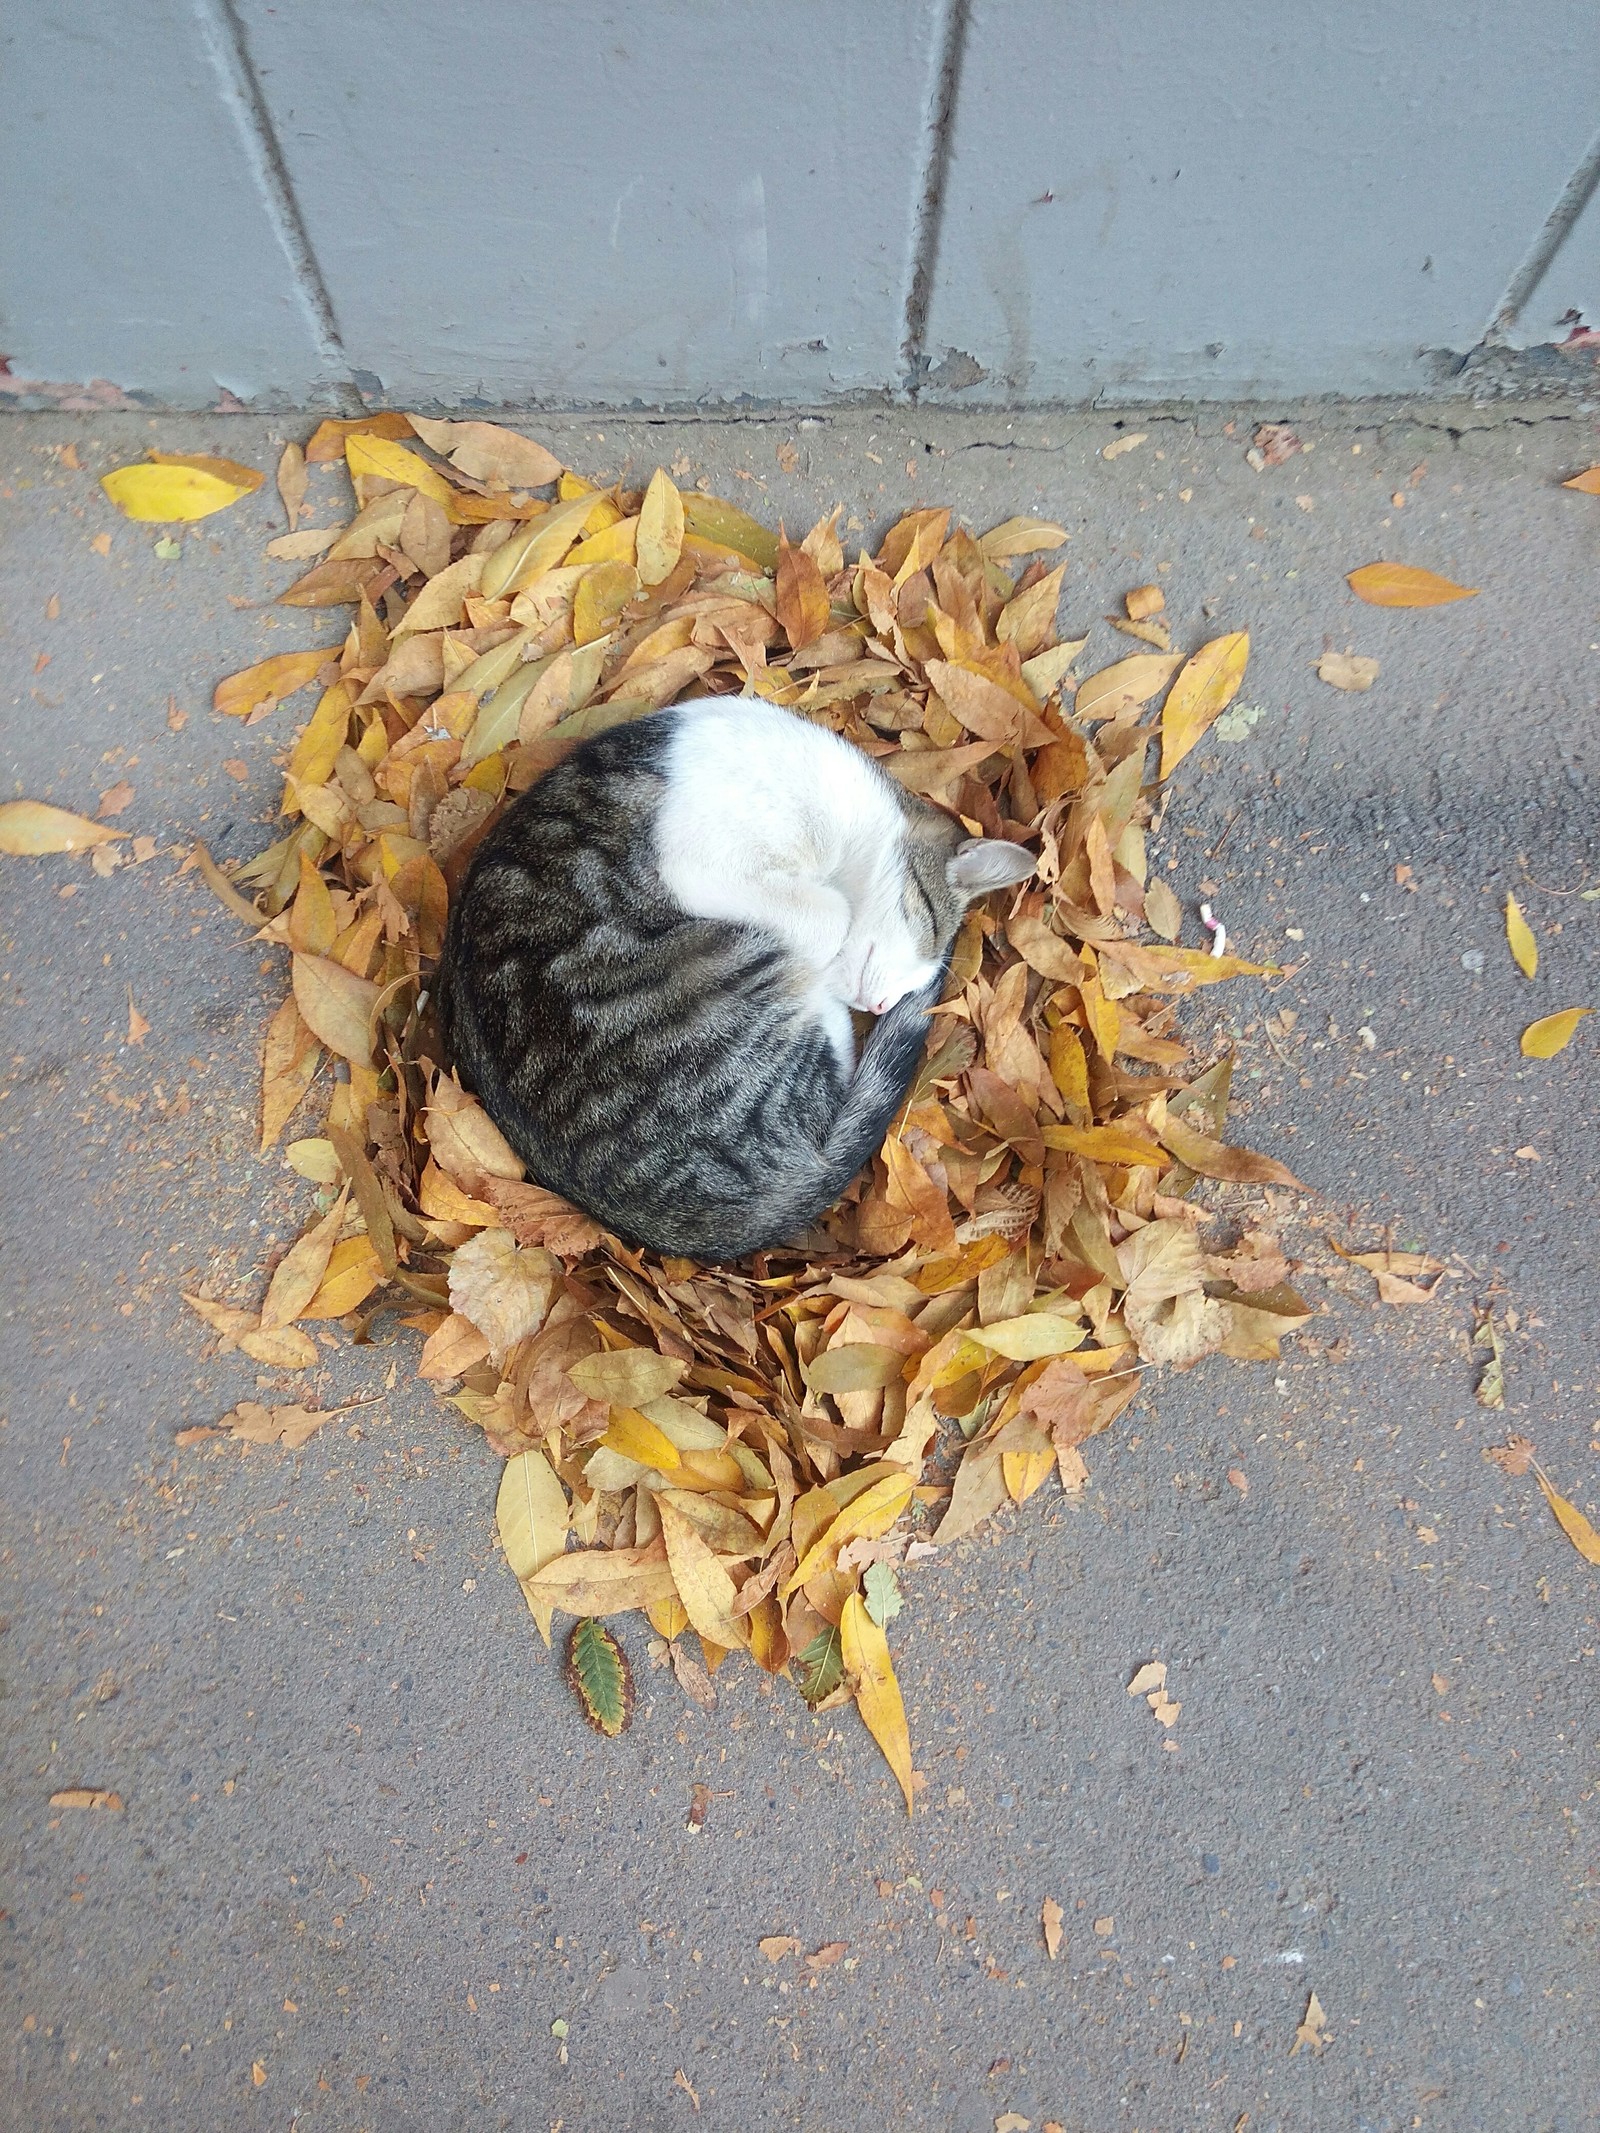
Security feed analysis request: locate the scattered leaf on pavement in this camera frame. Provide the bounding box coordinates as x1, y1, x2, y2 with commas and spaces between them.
1041, 1896, 1064, 1958
1314, 650, 1379, 691
0, 801, 126, 854
1346, 563, 1476, 607
566, 1619, 633, 1735
1520, 1007, 1591, 1058
1505, 894, 1537, 977
1291, 1990, 1329, 2055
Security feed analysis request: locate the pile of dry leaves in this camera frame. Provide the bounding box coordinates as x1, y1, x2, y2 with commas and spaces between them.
183, 414, 1316, 1800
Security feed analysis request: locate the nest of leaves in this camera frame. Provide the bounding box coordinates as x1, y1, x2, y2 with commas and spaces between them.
192, 412, 1311, 1806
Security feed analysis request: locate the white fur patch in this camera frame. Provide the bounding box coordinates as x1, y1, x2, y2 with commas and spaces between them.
653, 699, 941, 1023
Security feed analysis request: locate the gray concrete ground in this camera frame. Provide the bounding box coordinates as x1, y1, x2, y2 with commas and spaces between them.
2, 402, 1598, 2133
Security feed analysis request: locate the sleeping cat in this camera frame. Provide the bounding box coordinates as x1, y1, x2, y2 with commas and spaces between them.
439, 697, 1034, 1261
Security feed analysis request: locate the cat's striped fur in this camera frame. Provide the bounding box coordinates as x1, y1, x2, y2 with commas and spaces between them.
439, 701, 1032, 1261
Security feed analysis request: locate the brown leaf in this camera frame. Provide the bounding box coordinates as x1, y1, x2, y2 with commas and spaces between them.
218, 1400, 341, 1449
1485, 1435, 1536, 1478
775, 534, 831, 651
407, 415, 561, 489
50, 1788, 124, 1812
126, 992, 150, 1046
260, 1191, 348, 1330
759, 1936, 801, 1962
1041, 1896, 1064, 1959
1157, 1114, 1300, 1187
447, 1229, 558, 1364
276, 441, 308, 529
481, 1177, 606, 1257
1535, 1469, 1600, 1566
1290, 1989, 1329, 2055
1315, 649, 1379, 691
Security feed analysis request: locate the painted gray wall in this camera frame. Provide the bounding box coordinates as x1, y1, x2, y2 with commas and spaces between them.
3, 0, 1598, 408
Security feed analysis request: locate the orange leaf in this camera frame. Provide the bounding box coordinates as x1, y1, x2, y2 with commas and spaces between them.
1346, 563, 1477, 607
213, 649, 330, 720
775, 535, 831, 651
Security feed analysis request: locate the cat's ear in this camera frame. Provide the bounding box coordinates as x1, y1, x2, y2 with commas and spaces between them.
946, 838, 1036, 899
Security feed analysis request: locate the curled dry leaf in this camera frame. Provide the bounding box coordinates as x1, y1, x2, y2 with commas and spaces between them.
449, 1229, 558, 1363
1314, 650, 1379, 692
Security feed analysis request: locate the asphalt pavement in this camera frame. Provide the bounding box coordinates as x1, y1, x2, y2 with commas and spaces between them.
2, 399, 1598, 2133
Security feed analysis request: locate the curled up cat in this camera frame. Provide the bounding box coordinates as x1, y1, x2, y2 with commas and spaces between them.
439, 697, 1035, 1261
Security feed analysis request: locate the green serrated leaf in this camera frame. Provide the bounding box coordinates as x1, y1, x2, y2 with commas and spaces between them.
566, 1617, 632, 1737
153, 534, 183, 560
796, 1625, 843, 1708
863, 1560, 903, 1627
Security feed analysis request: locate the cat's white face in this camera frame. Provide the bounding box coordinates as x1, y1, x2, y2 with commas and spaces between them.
825, 920, 942, 1017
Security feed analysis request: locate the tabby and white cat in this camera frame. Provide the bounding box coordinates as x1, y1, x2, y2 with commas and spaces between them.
440, 698, 1033, 1260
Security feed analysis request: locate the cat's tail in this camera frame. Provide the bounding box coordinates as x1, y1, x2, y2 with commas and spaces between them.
807, 978, 941, 1204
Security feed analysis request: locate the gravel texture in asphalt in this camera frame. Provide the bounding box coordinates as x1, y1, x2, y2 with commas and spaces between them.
2, 402, 1597, 2133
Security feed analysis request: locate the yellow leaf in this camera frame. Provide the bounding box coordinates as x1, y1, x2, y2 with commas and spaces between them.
213, 649, 329, 720
646, 1595, 691, 1640
680, 492, 779, 569
1314, 649, 1379, 692
260, 1189, 348, 1331
978, 516, 1068, 561
603, 1406, 683, 1472
344, 432, 455, 506
1561, 466, 1600, 494
568, 1348, 686, 1405
1505, 894, 1537, 978
392, 552, 485, 639
1003, 1443, 1056, 1504
567, 516, 639, 570
0, 800, 124, 854
284, 681, 353, 796
1159, 632, 1250, 780
1346, 562, 1477, 607
100, 460, 254, 522
1040, 1122, 1164, 1168
658, 1497, 747, 1650
288, 850, 336, 955
479, 493, 600, 599
1074, 652, 1182, 723
497, 1448, 570, 1644
1535, 1470, 1600, 1566
1521, 1007, 1591, 1058
969, 1314, 1087, 1361
804, 1343, 907, 1395
236, 1323, 318, 1370
574, 559, 639, 644
300, 1234, 384, 1319
291, 952, 379, 1065
840, 1593, 914, 1813
636, 468, 685, 587
785, 1471, 915, 1593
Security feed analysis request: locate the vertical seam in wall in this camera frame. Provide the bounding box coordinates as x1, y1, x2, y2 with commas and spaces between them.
1481, 123, 1600, 346
192, 0, 362, 409
900, 0, 972, 401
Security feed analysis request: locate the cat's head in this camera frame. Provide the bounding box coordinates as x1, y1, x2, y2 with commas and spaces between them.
840, 795, 1035, 1015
